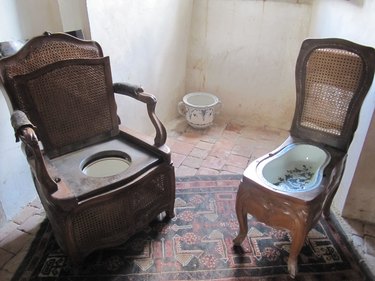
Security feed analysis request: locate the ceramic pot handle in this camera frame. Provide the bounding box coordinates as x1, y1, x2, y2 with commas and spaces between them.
215, 100, 222, 115
178, 101, 186, 116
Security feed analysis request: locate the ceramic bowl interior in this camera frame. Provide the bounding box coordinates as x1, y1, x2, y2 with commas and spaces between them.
183, 92, 219, 107
258, 143, 331, 192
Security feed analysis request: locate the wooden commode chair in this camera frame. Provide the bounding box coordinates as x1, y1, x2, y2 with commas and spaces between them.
0, 32, 176, 263
233, 38, 375, 278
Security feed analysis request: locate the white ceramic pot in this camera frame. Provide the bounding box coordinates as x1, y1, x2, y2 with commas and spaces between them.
178, 92, 221, 129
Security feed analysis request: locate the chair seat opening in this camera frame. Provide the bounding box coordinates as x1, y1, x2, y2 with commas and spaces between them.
81, 151, 131, 177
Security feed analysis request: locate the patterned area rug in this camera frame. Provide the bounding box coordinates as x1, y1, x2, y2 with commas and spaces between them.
12, 175, 370, 281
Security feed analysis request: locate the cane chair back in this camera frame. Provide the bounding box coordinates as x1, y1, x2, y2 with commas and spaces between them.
292, 39, 375, 151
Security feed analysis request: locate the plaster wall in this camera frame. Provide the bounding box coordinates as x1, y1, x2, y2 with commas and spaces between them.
58, 0, 91, 38
346, 111, 375, 223
309, 0, 375, 222
0, 0, 23, 41
86, 0, 193, 135
12, 0, 63, 38
186, 0, 312, 129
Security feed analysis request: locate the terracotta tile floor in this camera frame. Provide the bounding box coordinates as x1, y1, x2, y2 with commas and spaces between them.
0, 116, 374, 280
167, 117, 289, 177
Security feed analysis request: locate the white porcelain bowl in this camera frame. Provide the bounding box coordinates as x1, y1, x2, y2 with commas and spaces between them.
257, 143, 331, 192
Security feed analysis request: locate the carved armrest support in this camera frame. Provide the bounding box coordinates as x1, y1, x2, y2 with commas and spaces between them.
113, 82, 167, 147
10, 111, 76, 210
10, 110, 58, 194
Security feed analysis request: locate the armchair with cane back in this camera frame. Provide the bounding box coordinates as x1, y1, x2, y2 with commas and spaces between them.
0, 32, 176, 263
233, 38, 375, 278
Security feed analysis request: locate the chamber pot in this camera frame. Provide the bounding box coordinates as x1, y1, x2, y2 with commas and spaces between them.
257, 143, 331, 192
178, 92, 221, 129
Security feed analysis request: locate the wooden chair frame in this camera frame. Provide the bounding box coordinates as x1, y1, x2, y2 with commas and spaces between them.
0, 32, 176, 262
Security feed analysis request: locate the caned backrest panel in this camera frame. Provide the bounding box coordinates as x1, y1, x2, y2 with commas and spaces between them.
292, 39, 375, 151
6, 40, 101, 78
0, 34, 119, 157
0, 33, 102, 114
301, 48, 362, 135
15, 58, 119, 157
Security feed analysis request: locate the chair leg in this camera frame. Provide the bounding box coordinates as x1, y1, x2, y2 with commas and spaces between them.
166, 204, 175, 219
322, 193, 335, 219
322, 183, 340, 219
233, 184, 249, 246
288, 221, 308, 279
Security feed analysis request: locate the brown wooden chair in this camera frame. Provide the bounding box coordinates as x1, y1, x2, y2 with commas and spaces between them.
0, 32, 175, 263
233, 38, 375, 278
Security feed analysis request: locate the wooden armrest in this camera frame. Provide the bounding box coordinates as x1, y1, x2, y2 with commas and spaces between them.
10, 110, 36, 142
113, 82, 144, 96
113, 82, 167, 146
